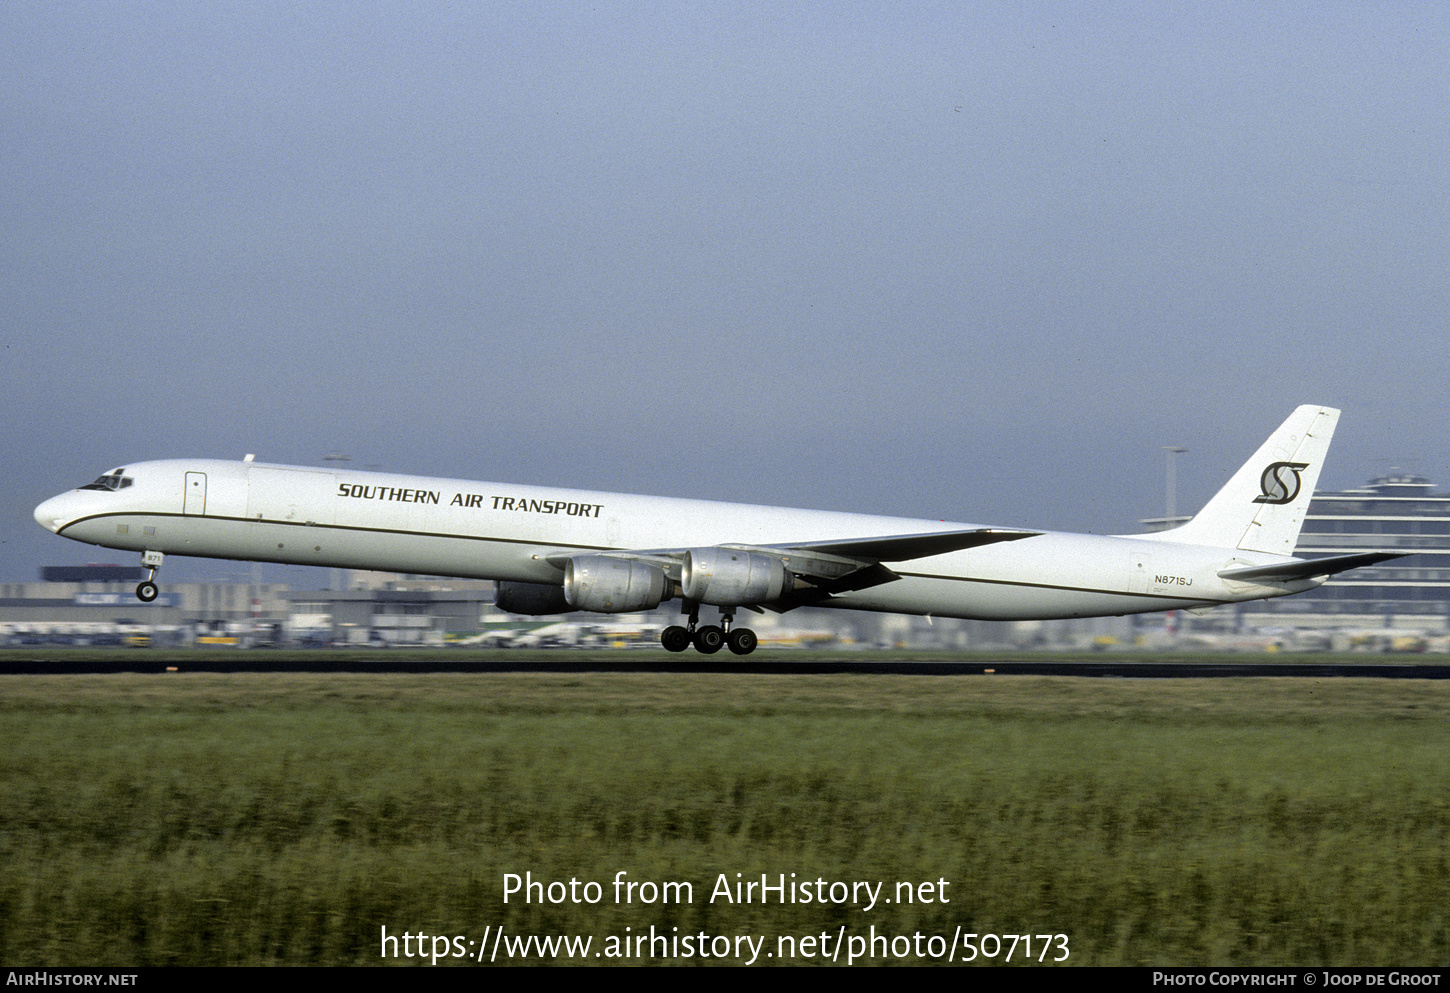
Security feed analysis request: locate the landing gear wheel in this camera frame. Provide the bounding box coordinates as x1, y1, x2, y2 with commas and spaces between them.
726, 628, 758, 656
693, 625, 725, 654
661, 626, 692, 653
136, 581, 158, 603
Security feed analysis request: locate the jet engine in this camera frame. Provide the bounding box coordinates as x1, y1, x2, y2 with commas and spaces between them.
681, 548, 792, 606
563, 555, 672, 613
494, 581, 573, 615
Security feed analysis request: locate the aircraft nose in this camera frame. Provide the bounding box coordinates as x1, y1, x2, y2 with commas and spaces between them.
34, 493, 71, 533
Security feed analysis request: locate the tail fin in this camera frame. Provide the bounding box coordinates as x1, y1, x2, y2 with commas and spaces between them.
1162, 405, 1340, 554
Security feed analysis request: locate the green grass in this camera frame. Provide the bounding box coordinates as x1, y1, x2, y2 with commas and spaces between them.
1, 672, 1447, 965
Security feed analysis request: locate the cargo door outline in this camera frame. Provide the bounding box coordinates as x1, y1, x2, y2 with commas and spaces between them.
246, 467, 335, 525
1129, 551, 1151, 595
184, 472, 207, 515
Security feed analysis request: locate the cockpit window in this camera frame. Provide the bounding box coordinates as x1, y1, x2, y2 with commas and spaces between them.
80, 470, 133, 492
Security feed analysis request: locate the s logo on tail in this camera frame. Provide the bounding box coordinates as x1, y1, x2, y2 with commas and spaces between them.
1254, 461, 1309, 505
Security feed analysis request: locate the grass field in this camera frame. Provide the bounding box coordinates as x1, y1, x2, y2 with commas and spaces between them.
2, 667, 1447, 965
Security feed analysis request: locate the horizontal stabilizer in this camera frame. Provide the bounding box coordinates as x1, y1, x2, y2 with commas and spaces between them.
1219, 551, 1407, 583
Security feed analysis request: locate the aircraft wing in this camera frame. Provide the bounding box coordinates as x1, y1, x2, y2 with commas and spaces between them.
549, 528, 1039, 609
1218, 551, 1409, 583
774, 529, 1040, 561
741, 528, 1041, 604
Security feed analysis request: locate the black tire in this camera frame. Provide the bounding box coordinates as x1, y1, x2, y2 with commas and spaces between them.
136, 582, 158, 603
726, 628, 758, 655
661, 626, 692, 652
693, 625, 725, 654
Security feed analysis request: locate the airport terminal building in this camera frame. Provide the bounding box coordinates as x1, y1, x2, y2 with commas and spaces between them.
1128, 472, 1450, 643
1241, 473, 1450, 632
0, 567, 494, 647
0, 565, 294, 645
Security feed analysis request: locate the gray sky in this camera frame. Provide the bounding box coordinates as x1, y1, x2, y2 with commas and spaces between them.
4, 2, 1446, 585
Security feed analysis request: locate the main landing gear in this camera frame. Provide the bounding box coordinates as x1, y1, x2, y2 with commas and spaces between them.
661, 602, 758, 656
136, 550, 164, 602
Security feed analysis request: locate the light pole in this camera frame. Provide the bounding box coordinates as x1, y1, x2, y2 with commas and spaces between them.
1163, 446, 1187, 526
1161, 446, 1187, 637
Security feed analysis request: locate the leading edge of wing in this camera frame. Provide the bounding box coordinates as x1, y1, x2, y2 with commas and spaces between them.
772, 528, 1040, 562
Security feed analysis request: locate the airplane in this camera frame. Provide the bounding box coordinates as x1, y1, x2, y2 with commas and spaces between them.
33, 405, 1406, 655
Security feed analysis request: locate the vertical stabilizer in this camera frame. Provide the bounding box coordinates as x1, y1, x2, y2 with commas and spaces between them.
1162, 405, 1339, 554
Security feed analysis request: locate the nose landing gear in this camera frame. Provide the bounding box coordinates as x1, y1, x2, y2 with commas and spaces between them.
136, 550, 164, 602
660, 601, 758, 655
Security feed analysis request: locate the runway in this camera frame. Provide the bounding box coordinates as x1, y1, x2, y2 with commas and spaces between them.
4, 655, 1449, 678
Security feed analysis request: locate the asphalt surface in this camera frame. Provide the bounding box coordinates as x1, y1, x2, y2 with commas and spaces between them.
3, 656, 1448, 678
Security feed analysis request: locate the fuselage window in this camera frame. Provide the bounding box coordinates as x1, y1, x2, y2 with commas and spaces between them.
80, 471, 133, 492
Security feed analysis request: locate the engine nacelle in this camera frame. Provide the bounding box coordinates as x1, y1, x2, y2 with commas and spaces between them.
495, 581, 574, 615
681, 548, 792, 606
563, 555, 671, 613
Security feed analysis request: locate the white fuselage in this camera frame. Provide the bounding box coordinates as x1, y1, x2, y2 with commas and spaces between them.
34, 459, 1315, 620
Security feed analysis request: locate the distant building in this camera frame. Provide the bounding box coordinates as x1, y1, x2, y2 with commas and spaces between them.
40, 564, 145, 583
0, 577, 291, 628
1138, 473, 1450, 634
284, 578, 494, 645
1248, 474, 1450, 631
0, 567, 493, 647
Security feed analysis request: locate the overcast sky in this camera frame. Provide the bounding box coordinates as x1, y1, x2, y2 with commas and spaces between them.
4, 2, 1446, 586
